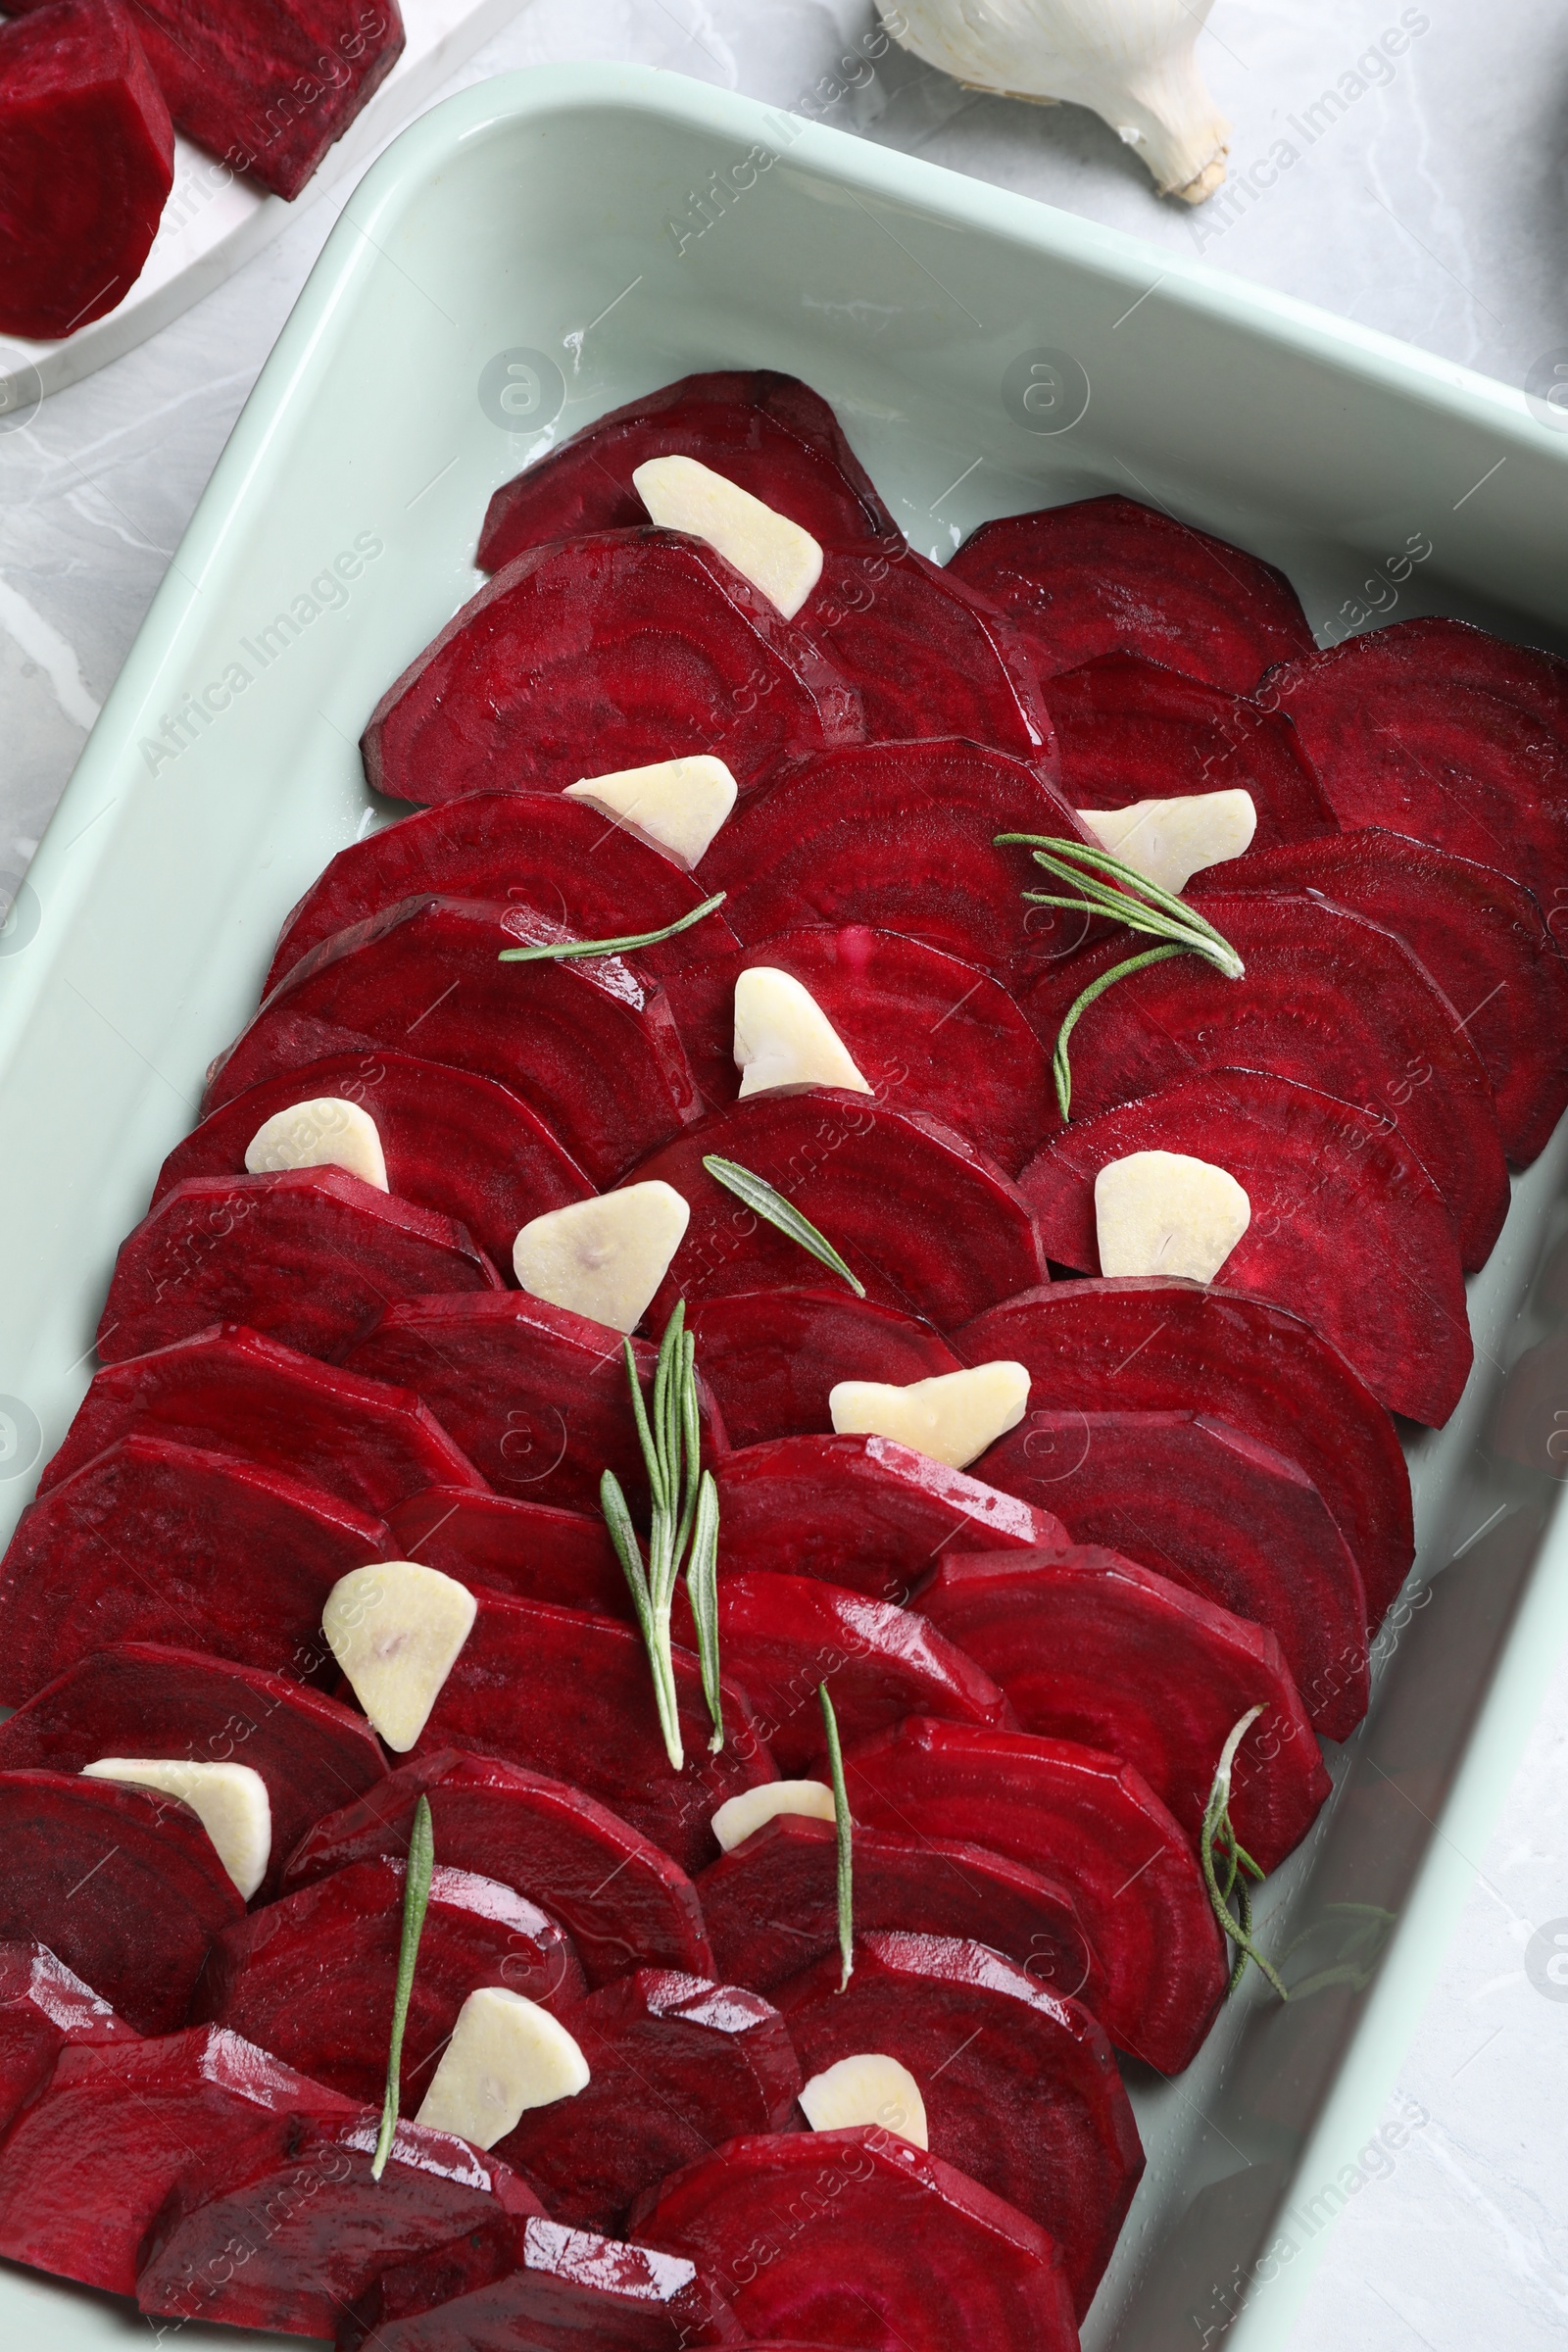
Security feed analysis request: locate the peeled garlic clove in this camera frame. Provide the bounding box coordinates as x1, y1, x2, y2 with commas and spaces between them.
244, 1098, 388, 1191
801, 2052, 929, 2149
711, 1780, 837, 1853
1076, 791, 1256, 896
1095, 1150, 1250, 1282
829, 1361, 1030, 1470
322, 1561, 476, 1752
415, 1986, 589, 2145
564, 755, 738, 867
633, 456, 824, 619
512, 1183, 690, 1335
80, 1758, 271, 1900
735, 967, 871, 1100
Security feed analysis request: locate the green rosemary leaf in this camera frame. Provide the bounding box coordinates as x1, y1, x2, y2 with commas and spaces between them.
818, 1681, 854, 1992
626, 1336, 668, 1523
371, 1793, 435, 2180
686, 1472, 724, 1752
702, 1155, 866, 1298
1052, 943, 1191, 1119
601, 1469, 652, 1624
1200, 1708, 1288, 2001
498, 892, 727, 962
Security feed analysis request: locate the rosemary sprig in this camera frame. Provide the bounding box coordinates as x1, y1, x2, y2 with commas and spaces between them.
702, 1155, 865, 1298
818, 1681, 854, 1992
995, 834, 1245, 1118
1200, 1707, 1288, 2000
371, 1793, 434, 2180
498, 892, 726, 962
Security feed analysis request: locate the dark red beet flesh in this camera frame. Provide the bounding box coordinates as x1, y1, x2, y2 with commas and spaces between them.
686, 1288, 960, 1450
388, 1487, 630, 1620
0, 1942, 138, 2142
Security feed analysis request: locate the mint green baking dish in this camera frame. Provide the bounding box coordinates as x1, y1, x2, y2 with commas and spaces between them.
0, 62, 1565, 2350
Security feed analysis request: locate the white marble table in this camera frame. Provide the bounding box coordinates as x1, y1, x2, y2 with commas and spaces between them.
3, 3, 1567, 2344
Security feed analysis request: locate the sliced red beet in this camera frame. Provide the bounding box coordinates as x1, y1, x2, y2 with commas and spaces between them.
841, 1718, 1226, 2076
630, 1090, 1046, 1331
0, 1942, 138, 2140
164, 1050, 592, 1265
97, 1167, 502, 1366
199, 1856, 584, 2106
948, 494, 1315, 691
0, 0, 173, 341
0, 2026, 353, 2295
498, 1968, 802, 2231
0, 1642, 386, 1899
281, 1749, 714, 1987
687, 1289, 960, 1450
0, 1433, 391, 1705
1019, 1066, 1473, 1427
956, 1279, 1413, 1625
362, 529, 862, 807
477, 368, 898, 570
1356, 615, 1568, 751
631, 2126, 1079, 2352
1045, 651, 1338, 847
204, 899, 701, 1187
0, 1770, 242, 2032
415, 1592, 777, 1878
914, 1545, 1331, 1874
389, 1487, 630, 1620
774, 1931, 1141, 2318
663, 925, 1053, 1173
711, 1434, 1062, 1605
977, 1409, 1369, 1740
42, 1322, 486, 1516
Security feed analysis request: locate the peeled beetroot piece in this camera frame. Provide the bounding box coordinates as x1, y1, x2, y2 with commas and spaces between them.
200, 1857, 584, 2105
915, 1546, 1330, 1874
41, 1322, 486, 1516
499, 1969, 802, 2231
631, 1091, 1045, 1331
698, 1814, 1102, 2006
477, 369, 898, 571
98, 1168, 501, 1365
632, 2126, 1078, 2352
956, 1280, 1413, 1624
205, 900, 700, 1188
665, 926, 1053, 1173
416, 1592, 777, 1878
363, 530, 861, 807
712, 1434, 1062, 1605
1348, 616, 1568, 751
0, 1433, 391, 1703
0, 0, 172, 340
775, 1932, 1140, 2317
0, 1643, 386, 1900
687, 1289, 960, 1449
0, 1943, 138, 2139
281, 1750, 714, 1987
166, 1050, 592, 1266
389, 1488, 630, 1620
1022, 1067, 1472, 1426
948, 494, 1315, 692
843, 1719, 1224, 2075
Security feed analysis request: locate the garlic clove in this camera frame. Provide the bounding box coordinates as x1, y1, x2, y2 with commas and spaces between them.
244, 1098, 388, 1191
563, 756, 737, 867
1095, 1150, 1250, 1282
734, 966, 871, 1100
710, 1781, 837, 1852
800, 2052, 929, 2149
415, 1986, 589, 2145
512, 1183, 690, 1335
80, 1758, 272, 1900
632, 456, 824, 618
1076, 791, 1256, 896
829, 1361, 1030, 1470
322, 1561, 476, 1752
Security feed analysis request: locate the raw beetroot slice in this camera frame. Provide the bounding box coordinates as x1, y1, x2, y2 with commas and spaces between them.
0, 1942, 138, 2142
388, 1487, 630, 1619
362, 529, 862, 806
477, 368, 898, 570
915, 1545, 1330, 1874
955, 1280, 1413, 1624
631, 2127, 1079, 2352
0, 0, 173, 340
687, 1288, 960, 1450
948, 493, 1315, 691
281, 1749, 714, 1987
1020, 1066, 1472, 1427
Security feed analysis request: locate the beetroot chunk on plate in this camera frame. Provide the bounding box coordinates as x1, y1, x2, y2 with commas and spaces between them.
0, 0, 173, 340
0, 1643, 386, 1900
477, 368, 898, 571
631, 2126, 1080, 2352
687, 1289, 961, 1451
915, 1544, 1330, 1874
281, 1749, 714, 1987
711, 1433, 1062, 1605
948, 494, 1315, 692
775, 1932, 1141, 2318
97, 1167, 502, 1366
389, 1487, 630, 1620
841, 1719, 1225, 2077
1020, 1066, 1472, 1426
0, 1433, 392, 1703
956, 1278, 1413, 1626
0, 1942, 138, 2138
362, 529, 862, 807
41, 1321, 487, 1516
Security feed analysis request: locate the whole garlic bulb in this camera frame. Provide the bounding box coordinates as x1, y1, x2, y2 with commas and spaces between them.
880, 0, 1230, 204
